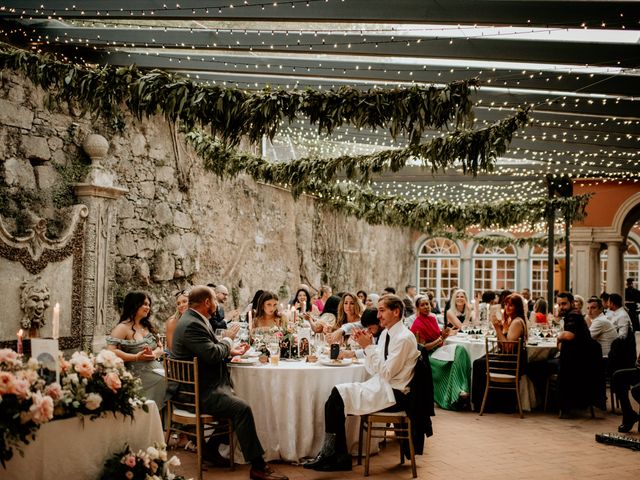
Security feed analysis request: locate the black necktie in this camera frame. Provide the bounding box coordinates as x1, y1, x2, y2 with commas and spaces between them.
384, 333, 390, 360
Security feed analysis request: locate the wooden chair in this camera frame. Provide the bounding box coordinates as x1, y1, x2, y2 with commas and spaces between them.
479, 338, 524, 418
164, 357, 234, 480
357, 411, 416, 478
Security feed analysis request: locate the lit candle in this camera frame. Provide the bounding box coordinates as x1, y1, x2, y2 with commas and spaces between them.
16, 329, 23, 355
248, 309, 253, 331
52, 303, 60, 340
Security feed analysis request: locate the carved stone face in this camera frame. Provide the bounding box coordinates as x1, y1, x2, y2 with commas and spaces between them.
20, 277, 51, 329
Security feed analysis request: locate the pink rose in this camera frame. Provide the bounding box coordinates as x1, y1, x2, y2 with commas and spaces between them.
0, 371, 16, 395
74, 358, 95, 379
85, 392, 102, 410
124, 455, 137, 468
44, 382, 63, 401
0, 348, 20, 366
103, 371, 122, 393
11, 377, 31, 399
30, 392, 54, 424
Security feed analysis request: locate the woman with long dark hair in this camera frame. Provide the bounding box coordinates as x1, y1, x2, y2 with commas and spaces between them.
107, 291, 166, 409
252, 291, 282, 333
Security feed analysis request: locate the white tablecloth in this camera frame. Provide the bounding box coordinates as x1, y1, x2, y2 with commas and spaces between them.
4, 401, 164, 480
445, 335, 558, 411
230, 360, 369, 462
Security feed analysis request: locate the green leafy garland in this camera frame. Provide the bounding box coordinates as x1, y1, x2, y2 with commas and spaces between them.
186, 128, 590, 232
0, 44, 477, 146
185, 107, 528, 187
431, 231, 567, 249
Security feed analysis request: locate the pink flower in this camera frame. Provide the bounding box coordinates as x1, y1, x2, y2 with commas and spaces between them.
0, 371, 16, 396
0, 348, 20, 367
11, 377, 31, 399
124, 455, 137, 468
85, 392, 102, 410
103, 371, 122, 393
73, 358, 95, 379
44, 382, 63, 400
29, 392, 54, 424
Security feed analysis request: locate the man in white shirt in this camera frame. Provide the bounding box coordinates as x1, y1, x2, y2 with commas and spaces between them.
609, 293, 632, 339
304, 294, 419, 472
587, 297, 618, 357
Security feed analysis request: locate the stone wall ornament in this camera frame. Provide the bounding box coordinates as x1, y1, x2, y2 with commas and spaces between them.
82, 133, 116, 187
19, 275, 51, 331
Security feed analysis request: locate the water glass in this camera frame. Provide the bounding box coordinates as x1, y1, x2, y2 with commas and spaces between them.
214, 329, 227, 341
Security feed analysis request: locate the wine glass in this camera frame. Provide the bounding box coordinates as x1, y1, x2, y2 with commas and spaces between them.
214, 329, 226, 342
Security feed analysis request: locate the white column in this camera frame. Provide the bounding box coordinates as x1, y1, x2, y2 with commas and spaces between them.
607, 241, 623, 295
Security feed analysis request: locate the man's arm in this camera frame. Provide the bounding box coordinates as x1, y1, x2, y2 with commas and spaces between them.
182, 320, 231, 366
364, 332, 416, 383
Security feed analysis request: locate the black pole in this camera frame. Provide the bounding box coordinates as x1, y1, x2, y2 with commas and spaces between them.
547, 175, 555, 309
565, 211, 571, 292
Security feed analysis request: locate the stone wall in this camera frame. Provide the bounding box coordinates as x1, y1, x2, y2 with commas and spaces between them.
0, 70, 416, 339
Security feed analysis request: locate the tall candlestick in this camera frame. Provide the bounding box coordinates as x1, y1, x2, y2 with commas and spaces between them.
248, 309, 253, 331
52, 303, 60, 340
16, 329, 23, 355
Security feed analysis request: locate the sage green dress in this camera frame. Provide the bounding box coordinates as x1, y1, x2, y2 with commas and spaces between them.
106, 333, 167, 409
429, 345, 471, 410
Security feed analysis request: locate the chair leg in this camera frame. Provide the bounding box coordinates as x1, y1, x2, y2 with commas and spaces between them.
479, 380, 490, 416
364, 418, 373, 477
229, 421, 235, 471
357, 416, 364, 466
407, 419, 417, 479
196, 423, 204, 480
515, 381, 524, 419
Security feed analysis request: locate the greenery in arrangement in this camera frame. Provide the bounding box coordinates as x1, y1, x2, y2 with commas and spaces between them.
0, 348, 147, 467
431, 231, 568, 249
186, 129, 590, 232
101, 443, 189, 480
0, 45, 477, 145
185, 107, 529, 189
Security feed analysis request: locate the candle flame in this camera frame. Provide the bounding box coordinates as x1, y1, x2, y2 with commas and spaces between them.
17, 329, 23, 336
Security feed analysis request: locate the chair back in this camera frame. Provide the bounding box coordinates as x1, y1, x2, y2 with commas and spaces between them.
484, 338, 522, 379
164, 357, 200, 413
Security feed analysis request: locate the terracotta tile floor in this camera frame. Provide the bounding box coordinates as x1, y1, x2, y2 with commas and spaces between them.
171, 406, 640, 480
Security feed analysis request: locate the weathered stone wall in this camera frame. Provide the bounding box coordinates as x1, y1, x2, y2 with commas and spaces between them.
0, 70, 416, 336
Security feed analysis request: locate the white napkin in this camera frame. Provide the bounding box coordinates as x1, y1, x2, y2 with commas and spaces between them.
431, 343, 457, 362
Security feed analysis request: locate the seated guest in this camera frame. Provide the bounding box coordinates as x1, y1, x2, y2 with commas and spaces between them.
314, 285, 333, 313
337, 292, 364, 327
304, 295, 419, 471
383, 286, 396, 295
251, 291, 282, 334
412, 296, 470, 410
242, 289, 264, 321
307, 295, 341, 333
529, 298, 551, 326
574, 294, 585, 316
608, 293, 632, 339
356, 290, 368, 305
472, 293, 527, 411
209, 284, 239, 331
107, 291, 166, 409
587, 297, 617, 357
446, 289, 474, 330
557, 310, 606, 415
165, 289, 190, 354
476, 290, 497, 326
172, 286, 287, 480
338, 309, 382, 359
612, 350, 640, 432
365, 293, 380, 309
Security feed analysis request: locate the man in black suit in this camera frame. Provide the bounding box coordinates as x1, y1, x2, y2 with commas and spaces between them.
172, 285, 287, 480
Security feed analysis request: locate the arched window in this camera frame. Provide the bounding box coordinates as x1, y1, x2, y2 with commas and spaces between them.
417, 238, 460, 309
473, 244, 517, 296
530, 244, 566, 300
601, 233, 640, 290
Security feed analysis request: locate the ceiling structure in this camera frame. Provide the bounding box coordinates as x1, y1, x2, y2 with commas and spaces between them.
1, 1, 639, 213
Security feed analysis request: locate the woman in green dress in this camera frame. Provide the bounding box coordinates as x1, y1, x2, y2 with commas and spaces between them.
411, 296, 471, 410
107, 291, 166, 409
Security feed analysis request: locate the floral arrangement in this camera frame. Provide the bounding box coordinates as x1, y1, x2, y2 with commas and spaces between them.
101, 442, 189, 480
0, 348, 147, 467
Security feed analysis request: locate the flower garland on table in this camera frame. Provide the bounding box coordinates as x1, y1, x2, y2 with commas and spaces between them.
0, 44, 477, 145
101, 443, 189, 480
0, 348, 147, 467
185, 107, 529, 186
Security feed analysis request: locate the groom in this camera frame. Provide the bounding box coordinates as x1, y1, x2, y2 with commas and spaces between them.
172, 285, 287, 480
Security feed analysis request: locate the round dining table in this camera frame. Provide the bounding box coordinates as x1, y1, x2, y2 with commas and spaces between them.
444, 333, 558, 411
229, 359, 370, 462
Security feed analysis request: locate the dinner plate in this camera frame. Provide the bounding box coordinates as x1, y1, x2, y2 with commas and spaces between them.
242, 349, 261, 358
230, 357, 259, 365
319, 358, 352, 367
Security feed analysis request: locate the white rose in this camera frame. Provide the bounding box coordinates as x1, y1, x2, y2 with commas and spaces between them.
166, 456, 181, 467
85, 392, 103, 410
146, 446, 159, 459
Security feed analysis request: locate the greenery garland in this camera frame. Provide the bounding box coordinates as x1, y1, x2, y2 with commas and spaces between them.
431, 231, 568, 249
0, 44, 477, 146
186, 128, 590, 232
185, 107, 528, 186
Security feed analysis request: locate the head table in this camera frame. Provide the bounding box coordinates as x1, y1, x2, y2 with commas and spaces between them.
4, 401, 164, 480
229, 359, 371, 462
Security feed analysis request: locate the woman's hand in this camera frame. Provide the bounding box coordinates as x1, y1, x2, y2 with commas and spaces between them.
136, 346, 156, 361
441, 327, 451, 340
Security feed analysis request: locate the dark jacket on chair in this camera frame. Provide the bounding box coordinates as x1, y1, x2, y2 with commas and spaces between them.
406, 345, 435, 455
